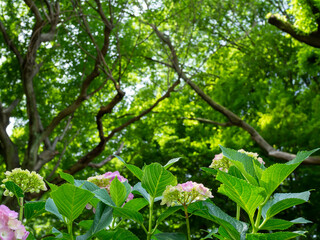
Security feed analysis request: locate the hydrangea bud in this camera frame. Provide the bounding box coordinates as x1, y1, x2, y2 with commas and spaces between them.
0, 205, 29, 240
209, 153, 231, 172
161, 181, 213, 207
238, 149, 265, 165
1, 168, 47, 196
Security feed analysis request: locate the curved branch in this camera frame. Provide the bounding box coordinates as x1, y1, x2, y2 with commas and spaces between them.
88, 142, 124, 168
0, 21, 23, 66
183, 117, 233, 127
24, 0, 43, 23
151, 24, 320, 165
268, 15, 320, 48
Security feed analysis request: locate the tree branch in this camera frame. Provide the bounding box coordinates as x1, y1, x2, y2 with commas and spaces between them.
183, 117, 233, 127
88, 142, 124, 168
268, 15, 320, 48
24, 0, 43, 22
0, 102, 20, 170
151, 24, 320, 165
0, 21, 23, 65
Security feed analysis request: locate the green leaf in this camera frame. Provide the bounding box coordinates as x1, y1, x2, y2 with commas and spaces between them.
115, 155, 143, 181
4, 181, 24, 198
157, 206, 182, 224
201, 167, 218, 176
51, 184, 94, 222
110, 177, 127, 207
97, 228, 139, 240
77, 202, 113, 240
246, 231, 306, 239
189, 201, 248, 240
228, 166, 245, 180
260, 217, 311, 231
74, 180, 100, 192
123, 198, 149, 211
24, 201, 46, 220
45, 180, 58, 192
154, 232, 186, 240
59, 172, 75, 184
262, 191, 310, 219
89, 202, 113, 234
45, 198, 64, 221
132, 182, 150, 202
78, 220, 93, 230
291, 217, 312, 224
219, 146, 259, 186
286, 148, 320, 165
201, 229, 224, 240
93, 188, 116, 207
164, 157, 181, 169
142, 163, 177, 198
260, 149, 319, 196
123, 181, 133, 201
260, 219, 294, 230
113, 207, 144, 224
217, 171, 266, 220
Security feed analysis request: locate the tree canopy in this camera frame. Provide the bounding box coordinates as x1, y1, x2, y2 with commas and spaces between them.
1, 0, 320, 238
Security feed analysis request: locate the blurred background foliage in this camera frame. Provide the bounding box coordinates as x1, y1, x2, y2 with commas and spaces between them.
1, 0, 320, 238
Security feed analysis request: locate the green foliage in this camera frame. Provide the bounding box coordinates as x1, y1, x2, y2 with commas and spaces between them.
50, 184, 94, 222
1, 0, 320, 238
24, 201, 46, 220
142, 163, 177, 198
77, 202, 113, 240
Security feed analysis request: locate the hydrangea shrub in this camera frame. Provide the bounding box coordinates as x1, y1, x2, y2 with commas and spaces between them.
0, 146, 317, 240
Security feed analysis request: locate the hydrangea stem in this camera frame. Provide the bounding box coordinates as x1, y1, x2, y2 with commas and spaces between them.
236, 204, 240, 221
147, 197, 155, 240
67, 222, 74, 240
19, 197, 24, 222
183, 205, 191, 240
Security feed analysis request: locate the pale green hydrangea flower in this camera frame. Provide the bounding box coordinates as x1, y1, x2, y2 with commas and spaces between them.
209, 150, 265, 173
161, 181, 213, 207
1, 168, 47, 197
238, 149, 265, 165
209, 153, 230, 172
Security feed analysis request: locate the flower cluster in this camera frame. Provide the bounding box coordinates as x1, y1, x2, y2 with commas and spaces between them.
1, 168, 47, 197
161, 181, 213, 207
209, 153, 231, 172
209, 150, 265, 172
87, 171, 134, 202
0, 205, 29, 240
238, 149, 265, 165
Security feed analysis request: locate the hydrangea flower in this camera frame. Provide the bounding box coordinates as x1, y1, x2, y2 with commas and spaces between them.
209, 150, 265, 173
0, 205, 29, 240
1, 168, 47, 196
238, 149, 265, 165
161, 181, 213, 207
87, 171, 134, 203
209, 153, 231, 172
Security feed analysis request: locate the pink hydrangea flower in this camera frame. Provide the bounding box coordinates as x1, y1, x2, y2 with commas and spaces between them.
104, 171, 127, 182
0, 205, 29, 240
161, 181, 213, 207
87, 171, 134, 209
